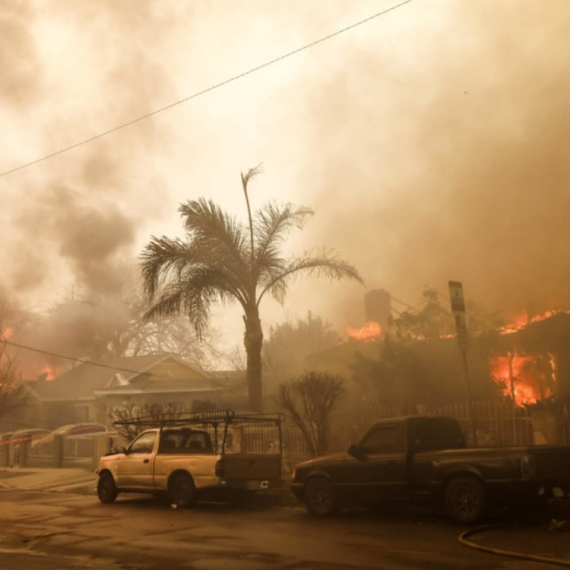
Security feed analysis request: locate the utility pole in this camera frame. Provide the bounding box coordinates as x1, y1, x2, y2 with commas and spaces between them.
448, 281, 477, 446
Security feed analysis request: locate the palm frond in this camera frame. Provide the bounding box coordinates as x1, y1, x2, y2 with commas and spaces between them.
256, 249, 363, 306
179, 198, 250, 282
144, 264, 245, 335
241, 164, 263, 188
140, 236, 205, 299
253, 203, 313, 276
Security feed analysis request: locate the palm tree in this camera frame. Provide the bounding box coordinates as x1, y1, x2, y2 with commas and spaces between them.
140, 167, 362, 411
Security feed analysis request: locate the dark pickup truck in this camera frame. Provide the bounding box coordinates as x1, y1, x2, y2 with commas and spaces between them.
291, 416, 570, 523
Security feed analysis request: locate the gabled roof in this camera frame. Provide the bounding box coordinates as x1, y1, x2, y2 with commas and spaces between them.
30, 353, 211, 402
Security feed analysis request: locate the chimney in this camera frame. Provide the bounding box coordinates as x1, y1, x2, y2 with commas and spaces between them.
364, 289, 392, 331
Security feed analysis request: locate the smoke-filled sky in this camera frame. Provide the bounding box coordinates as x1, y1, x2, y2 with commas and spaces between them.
2, 0, 570, 361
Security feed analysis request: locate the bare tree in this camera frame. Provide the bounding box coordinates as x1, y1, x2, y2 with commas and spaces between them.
31, 279, 220, 369
0, 327, 35, 418
109, 402, 185, 441
275, 371, 345, 456
263, 312, 340, 384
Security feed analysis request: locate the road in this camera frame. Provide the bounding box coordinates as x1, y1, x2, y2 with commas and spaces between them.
0, 489, 563, 570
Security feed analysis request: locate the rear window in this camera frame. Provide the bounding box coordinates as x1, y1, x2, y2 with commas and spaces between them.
158, 429, 213, 454
411, 418, 466, 451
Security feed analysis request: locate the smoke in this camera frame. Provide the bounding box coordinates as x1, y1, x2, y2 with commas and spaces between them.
0, 2, 43, 107
0, 1, 188, 372
297, 0, 570, 325
3, 0, 570, 372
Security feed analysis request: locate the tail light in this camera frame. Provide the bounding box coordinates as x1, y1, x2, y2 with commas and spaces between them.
521, 455, 537, 478
215, 459, 225, 478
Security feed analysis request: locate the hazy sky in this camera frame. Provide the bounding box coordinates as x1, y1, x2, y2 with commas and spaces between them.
2, 0, 570, 359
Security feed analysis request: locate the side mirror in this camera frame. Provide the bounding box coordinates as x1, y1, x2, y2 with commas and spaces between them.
114, 446, 127, 454
347, 444, 366, 460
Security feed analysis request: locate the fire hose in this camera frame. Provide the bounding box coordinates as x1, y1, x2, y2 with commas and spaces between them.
459, 524, 570, 567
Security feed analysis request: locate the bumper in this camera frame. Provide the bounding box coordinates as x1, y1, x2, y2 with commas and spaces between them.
290, 482, 305, 501
219, 478, 284, 491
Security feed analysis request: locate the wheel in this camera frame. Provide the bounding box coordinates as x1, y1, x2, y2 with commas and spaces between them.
97, 472, 118, 504
169, 473, 196, 508
445, 476, 488, 525
304, 477, 337, 517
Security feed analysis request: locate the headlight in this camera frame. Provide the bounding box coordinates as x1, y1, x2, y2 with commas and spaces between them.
521, 455, 536, 478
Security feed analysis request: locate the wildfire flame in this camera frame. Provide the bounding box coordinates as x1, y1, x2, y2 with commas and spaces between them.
346, 321, 382, 342
39, 365, 58, 381
1, 328, 13, 340
490, 351, 554, 407
499, 310, 562, 334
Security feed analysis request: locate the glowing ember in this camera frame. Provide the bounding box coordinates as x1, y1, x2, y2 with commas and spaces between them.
39, 365, 58, 381
490, 351, 554, 407
1, 328, 13, 340
346, 321, 382, 342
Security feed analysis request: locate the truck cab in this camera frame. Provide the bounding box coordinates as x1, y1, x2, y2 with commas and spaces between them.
96, 411, 284, 507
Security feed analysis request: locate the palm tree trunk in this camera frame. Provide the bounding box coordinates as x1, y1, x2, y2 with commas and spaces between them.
244, 308, 264, 412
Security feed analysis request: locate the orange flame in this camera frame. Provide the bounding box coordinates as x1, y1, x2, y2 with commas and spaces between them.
1, 328, 13, 340
39, 365, 58, 381
490, 351, 554, 407
346, 321, 382, 342
499, 310, 562, 334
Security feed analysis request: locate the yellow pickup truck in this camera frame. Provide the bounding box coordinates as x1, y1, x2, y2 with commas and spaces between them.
96, 411, 283, 507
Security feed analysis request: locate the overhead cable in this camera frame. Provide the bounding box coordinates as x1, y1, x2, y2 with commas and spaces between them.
0, 0, 413, 178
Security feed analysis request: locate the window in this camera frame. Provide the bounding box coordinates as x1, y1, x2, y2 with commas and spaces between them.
359, 424, 404, 454
183, 432, 212, 453
158, 429, 213, 454
128, 432, 157, 454
411, 418, 466, 451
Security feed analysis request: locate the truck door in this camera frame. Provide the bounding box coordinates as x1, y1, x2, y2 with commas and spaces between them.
116, 431, 157, 488
335, 422, 407, 501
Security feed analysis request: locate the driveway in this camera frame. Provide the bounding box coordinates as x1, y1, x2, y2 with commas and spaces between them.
0, 488, 566, 570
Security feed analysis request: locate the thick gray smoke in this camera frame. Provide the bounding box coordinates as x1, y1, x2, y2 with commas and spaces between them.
0, 1, 183, 372
299, 1, 570, 325
3, 1, 570, 371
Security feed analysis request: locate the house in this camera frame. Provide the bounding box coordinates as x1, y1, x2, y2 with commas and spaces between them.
307, 312, 570, 409
27, 353, 229, 428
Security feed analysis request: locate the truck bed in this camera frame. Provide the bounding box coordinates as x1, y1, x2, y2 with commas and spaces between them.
221, 453, 281, 481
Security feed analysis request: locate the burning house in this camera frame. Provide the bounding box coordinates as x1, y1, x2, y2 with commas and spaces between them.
488, 311, 570, 405
311, 296, 570, 416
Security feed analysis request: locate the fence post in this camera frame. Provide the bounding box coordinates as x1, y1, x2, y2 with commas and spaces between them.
53, 434, 63, 468
19, 439, 29, 467
0, 434, 11, 467
92, 435, 109, 469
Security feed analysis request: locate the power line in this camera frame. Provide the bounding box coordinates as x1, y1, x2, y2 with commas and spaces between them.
389, 295, 417, 311
3, 339, 152, 377
0, 0, 413, 179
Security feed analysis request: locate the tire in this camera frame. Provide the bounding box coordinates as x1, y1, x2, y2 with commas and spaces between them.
97, 472, 118, 504
304, 477, 337, 517
169, 473, 196, 508
445, 476, 488, 525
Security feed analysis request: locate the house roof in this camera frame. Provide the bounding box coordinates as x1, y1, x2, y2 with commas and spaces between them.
94, 378, 221, 396
30, 353, 212, 402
